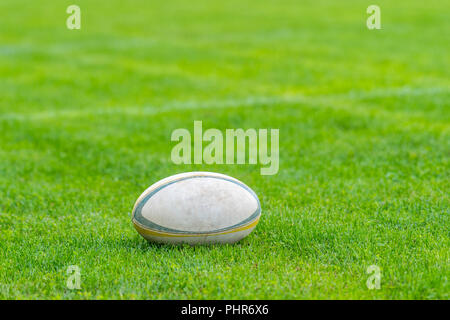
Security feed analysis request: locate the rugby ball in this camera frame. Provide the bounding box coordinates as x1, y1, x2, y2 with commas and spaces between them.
131, 172, 261, 244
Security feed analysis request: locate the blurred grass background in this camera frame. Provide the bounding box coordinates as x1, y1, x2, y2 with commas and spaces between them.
0, 0, 448, 299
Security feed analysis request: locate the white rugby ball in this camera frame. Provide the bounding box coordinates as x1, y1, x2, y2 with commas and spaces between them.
132, 172, 261, 245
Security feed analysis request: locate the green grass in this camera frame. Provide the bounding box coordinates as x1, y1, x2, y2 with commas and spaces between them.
0, 0, 449, 299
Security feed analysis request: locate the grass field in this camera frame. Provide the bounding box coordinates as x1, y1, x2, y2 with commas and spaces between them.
0, 0, 449, 299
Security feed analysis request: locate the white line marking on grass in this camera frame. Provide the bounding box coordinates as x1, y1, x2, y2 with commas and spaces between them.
0, 86, 447, 121
346, 86, 446, 99
0, 96, 299, 121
